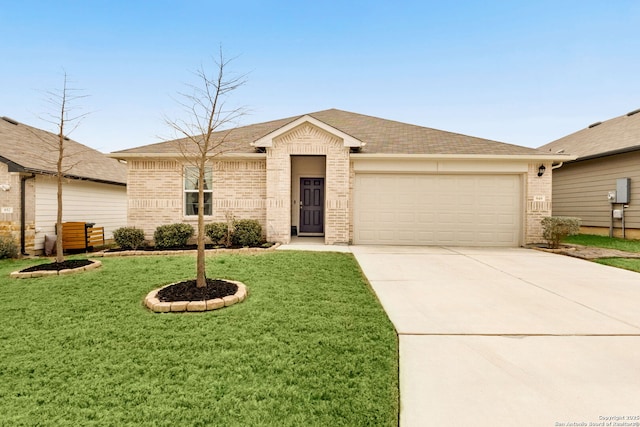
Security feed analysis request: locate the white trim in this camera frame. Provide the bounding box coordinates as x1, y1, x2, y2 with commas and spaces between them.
183, 166, 213, 217
350, 153, 576, 161
251, 115, 364, 148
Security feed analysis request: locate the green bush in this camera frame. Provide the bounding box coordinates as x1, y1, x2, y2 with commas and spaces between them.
0, 235, 18, 259
232, 219, 263, 247
541, 216, 580, 249
113, 227, 146, 250
153, 223, 195, 248
205, 222, 228, 245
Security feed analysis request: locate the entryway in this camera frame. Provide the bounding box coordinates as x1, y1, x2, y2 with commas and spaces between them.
291, 156, 326, 238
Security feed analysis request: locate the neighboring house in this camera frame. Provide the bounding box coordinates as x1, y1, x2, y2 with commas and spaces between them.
539, 108, 640, 239
0, 116, 128, 255
111, 109, 570, 247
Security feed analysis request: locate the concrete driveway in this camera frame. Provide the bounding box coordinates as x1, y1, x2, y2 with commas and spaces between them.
350, 246, 640, 427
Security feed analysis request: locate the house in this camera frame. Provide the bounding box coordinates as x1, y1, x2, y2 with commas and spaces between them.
539, 108, 640, 239
110, 109, 570, 247
0, 116, 128, 255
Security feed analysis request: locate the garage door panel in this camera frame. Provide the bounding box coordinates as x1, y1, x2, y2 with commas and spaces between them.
354, 174, 521, 246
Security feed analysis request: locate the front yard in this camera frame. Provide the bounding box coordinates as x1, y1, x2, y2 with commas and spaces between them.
564, 234, 640, 272
0, 251, 398, 426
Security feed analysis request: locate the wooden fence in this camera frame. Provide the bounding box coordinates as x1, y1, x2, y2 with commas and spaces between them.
61, 222, 105, 252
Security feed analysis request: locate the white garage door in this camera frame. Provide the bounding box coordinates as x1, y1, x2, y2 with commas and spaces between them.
354, 174, 522, 246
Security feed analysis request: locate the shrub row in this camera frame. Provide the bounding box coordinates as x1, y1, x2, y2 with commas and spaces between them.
206, 219, 263, 247
113, 219, 263, 250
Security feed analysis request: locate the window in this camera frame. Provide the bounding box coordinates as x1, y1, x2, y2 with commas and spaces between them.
184, 166, 213, 216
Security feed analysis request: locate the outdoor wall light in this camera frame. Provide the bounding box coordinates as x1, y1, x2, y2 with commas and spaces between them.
0, 184, 10, 191
537, 165, 546, 177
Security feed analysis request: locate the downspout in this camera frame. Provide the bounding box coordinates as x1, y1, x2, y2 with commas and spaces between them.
551, 162, 564, 170
20, 174, 36, 255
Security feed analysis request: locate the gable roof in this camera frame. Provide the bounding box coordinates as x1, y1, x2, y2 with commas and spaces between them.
112, 108, 558, 158
539, 108, 640, 161
0, 116, 127, 185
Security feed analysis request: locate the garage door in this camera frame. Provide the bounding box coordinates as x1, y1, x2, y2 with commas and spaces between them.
354, 174, 522, 246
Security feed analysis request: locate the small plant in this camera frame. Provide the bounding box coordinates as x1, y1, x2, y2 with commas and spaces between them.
205, 222, 227, 245
541, 216, 581, 249
0, 235, 18, 259
154, 223, 195, 248
224, 211, 235, 247
232, 219, 263, 247
113, 227, 146, 250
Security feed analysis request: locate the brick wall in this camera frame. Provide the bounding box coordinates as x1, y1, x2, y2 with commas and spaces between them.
267, 123, 350, 244
0, 163, 35, 254
524, 162, 552, 244
127, 158, 266, 240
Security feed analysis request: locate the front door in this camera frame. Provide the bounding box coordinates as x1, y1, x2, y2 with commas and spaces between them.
299, 178, 324, 234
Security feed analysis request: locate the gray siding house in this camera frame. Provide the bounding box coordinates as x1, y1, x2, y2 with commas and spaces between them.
539, 108, 640, 238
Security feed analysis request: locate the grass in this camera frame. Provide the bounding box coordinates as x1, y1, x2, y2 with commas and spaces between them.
0, 252, 398, 426
563, 234, 640, 273
563, 234, 640, 252
595, 257, 640, 272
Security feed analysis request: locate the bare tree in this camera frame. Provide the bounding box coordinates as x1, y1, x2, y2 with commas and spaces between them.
37, 72, 89, 263
165, 50, 246, 288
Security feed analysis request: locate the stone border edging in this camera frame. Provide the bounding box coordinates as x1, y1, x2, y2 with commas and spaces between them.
144, 279, 248, 313
10, 259, 102, 279
94, 243, 280, 258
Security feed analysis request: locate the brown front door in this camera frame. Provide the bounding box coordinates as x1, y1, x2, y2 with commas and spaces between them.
299, 178, 324, 234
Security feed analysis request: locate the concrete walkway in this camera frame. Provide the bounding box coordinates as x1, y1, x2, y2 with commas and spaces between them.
350, 246, 640, 427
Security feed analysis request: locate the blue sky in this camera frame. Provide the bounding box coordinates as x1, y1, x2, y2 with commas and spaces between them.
2, 0, 639, 152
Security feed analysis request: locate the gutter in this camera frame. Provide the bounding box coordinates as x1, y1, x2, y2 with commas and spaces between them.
20, 174, 35, 255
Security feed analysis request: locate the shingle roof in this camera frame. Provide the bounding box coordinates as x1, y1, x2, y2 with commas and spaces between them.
0, 116, 127, 185
112, 108, 550, 156
539, 108, 640, 160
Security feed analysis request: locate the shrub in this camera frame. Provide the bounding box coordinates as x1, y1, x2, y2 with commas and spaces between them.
205, 222, 228, 245
232, 219, 263, 247
154, 223, 195, 248
0, 235, 18, 259
113, 227, 146, 250
541, 216, 580, 249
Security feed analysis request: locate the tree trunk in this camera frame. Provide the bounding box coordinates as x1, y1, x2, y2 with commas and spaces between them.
196, 161, 206, 288
55, 134, 64, 263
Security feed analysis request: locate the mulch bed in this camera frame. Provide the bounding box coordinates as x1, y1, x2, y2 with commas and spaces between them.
20, 259, 94, 273
157, 279, 238, 302
106, 243, 274, 252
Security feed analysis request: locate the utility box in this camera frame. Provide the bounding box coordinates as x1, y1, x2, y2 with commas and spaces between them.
616, 178, 630, 204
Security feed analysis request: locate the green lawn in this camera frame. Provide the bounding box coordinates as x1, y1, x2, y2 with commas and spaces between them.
0, 252, 398, 426
563, 234, 640, 273
563, 234, 640, 252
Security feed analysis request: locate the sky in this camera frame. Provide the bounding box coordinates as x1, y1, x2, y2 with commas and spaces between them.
2, 0, 639, 153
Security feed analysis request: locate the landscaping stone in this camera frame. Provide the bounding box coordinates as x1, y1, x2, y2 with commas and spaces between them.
206, 298, 225, 310
153, 302, 171, 313
187, 301, 207, 312
170, 301, 189, 311
222, 295, 239, 306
